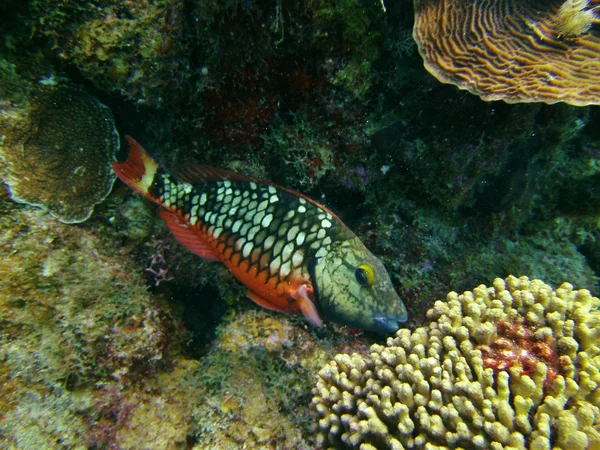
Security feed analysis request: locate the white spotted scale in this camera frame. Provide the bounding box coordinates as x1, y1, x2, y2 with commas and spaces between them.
154, 175, 342, 284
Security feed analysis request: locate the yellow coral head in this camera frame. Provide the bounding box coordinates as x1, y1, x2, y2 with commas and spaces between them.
310, 236, 407, 333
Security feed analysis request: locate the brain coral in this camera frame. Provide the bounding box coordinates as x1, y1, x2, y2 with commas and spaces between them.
312, 275, 600, 449
0, 85, 119, 223
412, 0, 600, 105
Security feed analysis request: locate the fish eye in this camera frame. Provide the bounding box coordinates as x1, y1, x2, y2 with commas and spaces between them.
355, 264, 375, 286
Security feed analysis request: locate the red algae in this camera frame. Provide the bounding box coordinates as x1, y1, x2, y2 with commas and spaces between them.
479, 320, 561, 391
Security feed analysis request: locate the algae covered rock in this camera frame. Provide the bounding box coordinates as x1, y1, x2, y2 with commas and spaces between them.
312, 275, 600, 449
190, 310, 330, 448
29, 0, 189, 108
0, 194, 194, 449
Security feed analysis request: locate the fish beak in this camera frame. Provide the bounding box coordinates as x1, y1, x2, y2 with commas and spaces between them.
372, 316, 407, 334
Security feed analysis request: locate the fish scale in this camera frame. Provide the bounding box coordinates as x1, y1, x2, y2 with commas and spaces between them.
113, 136, 408, 333
154, 173, 344, 287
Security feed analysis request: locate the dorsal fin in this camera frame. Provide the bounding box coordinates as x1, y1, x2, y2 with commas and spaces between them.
172, 164, 263, 185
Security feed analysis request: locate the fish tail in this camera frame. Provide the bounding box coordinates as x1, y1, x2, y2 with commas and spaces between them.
112, 136, 160, 201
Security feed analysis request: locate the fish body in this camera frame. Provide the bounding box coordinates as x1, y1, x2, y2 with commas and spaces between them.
113, 136, 408, 333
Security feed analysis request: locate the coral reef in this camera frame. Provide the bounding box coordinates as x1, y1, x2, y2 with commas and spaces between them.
312, 275, 600, 449
0, 83, 119, 223
1, 0, 600, 447
357, 99, 598, 319
29, 0, 190, 108
305, 0, 383, 99
0, 191, 367, 448
190, 309, 373, 449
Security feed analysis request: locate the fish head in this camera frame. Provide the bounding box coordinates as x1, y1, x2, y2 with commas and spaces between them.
310, 236, 408, 333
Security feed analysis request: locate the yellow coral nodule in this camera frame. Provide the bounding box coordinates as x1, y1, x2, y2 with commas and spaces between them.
312, 276, 600, 449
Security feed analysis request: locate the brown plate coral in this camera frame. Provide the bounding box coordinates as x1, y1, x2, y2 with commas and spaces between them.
412, 0, 600, 105
312, 275, 600, 449
0, 85, 119, 223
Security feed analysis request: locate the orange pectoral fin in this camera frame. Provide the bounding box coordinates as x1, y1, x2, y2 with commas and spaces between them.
247, 290, 289, 314
159, 210, 220, 261
291, 284, 323, 328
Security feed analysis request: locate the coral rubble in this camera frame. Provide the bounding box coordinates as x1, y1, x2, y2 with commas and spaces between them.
312, 275, 600, 449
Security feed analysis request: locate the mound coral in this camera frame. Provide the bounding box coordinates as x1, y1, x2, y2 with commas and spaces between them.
0, 85, 118, 223
312, 275, 600, 449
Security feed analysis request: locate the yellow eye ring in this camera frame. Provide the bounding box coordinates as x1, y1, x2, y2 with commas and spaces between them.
355, 264, 375, 286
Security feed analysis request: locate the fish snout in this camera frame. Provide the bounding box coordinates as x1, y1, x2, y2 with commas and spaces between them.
372, 315, 407, 334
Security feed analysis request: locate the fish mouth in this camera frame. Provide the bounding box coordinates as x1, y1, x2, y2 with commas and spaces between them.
372, 315, 407, 334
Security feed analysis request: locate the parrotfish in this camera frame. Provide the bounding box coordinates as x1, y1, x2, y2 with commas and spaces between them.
113, 136, 408, 333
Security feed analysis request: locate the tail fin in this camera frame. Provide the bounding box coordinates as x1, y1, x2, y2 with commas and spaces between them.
112, 136, 159, 199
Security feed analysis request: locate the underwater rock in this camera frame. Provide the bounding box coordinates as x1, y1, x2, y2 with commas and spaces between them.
191, 309, 373, 449
29, 0, 189, 108
0, 84, 118, 223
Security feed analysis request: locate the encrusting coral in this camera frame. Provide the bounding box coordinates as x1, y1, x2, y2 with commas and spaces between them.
0, 84, 119, 223
312, 275, 600, 449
